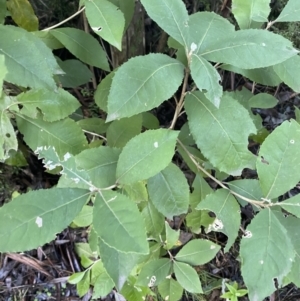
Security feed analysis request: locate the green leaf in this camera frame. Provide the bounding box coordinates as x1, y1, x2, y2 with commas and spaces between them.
142, 112, 160, 129
0, 0, 6, 24
248, 93, 278, 109
69, 271, 86, 284
75, 146, 121, 188
257, 119, 300, 199
36, 146, 92, 190
116, 129, 179, 184
221, 64, 282, 86
196, 189, 240, 252
0, 54, 7, 85
279, 194, 300, 218
32, 31, 64, 50
276, 0, 300, 22
17, 88, 80, 122
121, 276, 151, 301
77, 272, 91, 297
98, 237, 141, 290
274, 55, 300, 92
95, 71, 114, 112
277, 215, 300, 288
185, 92, 256, 176
136, 258, 172, 287
190, 55, 222, 107
109, 0, 135, 30
165, 222, 180, 250
140, 0, 189, 47
72, 205, 93, 227
240, 209, 294, 301
6, 0, 38, 31
175, 239, 220, 266
190, 174, 213, 209
107, 115, 142, 148
173, 261, 203, 294
85, 0, 125, 50
158, 278, 183, 301
147, 163, 189, 219
51, 28, 109, 71
0, 25, 62, 90
91, 261, 114, 299
178, 123, 195, 146
16, 114, 88, 158
202, 29, 298, 69
56, 59, 92, 88
227, 179, 262, 208
122, 181, 148, 203
232, 0, 271, 29
0, 188, 89, 252
187, 12, 235, 54
93, 191, 148, 254
77, 118, 108, 135
0, 95, 18, 161
142, 200, 165, 238
106, 53, 184, 121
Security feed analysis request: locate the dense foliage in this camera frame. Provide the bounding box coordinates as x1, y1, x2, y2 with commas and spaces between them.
1, 0, 300, 300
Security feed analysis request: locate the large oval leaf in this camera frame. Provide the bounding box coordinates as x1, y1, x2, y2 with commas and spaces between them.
116, 129, 179, 184
202, 29, 298, 69
240, 209, 294, 301
185, 92, 256, 176
147, 163, 189, 219
276, 0, 300, 22
93, 191, 148, 254
106, 53, 184, 121
0, 25, 62, 89
50, 28, 110, 71
0, 188, 90, 252
85, 0, 125, 50
140, 0, 189, 47
257, 119, 300, 199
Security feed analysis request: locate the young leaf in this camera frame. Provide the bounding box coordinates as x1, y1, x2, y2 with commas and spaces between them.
116, 129, 179, 184
273, 55, 300, 92
165, 222, 180, 250
106, 53, 184, 121
275, 0, 300, 22
6, 0, 38, 31
248, 93, 278, 109
56, 59, 92, 88
187, 12, 235, 55
278, 194, 300, 218
77, 271, 91, 297
240, 209, 294, 301
50, 28, 110, 71
93, 191, 148, 254
91, 261, 115, 299
257, 119, 300, 199
0, 188, 90, 252
98, 237, 142, 290
136, 258, 172, 287
140, 0, 189, 48
175, 239, 220, 266
190, 55, 222, 107
17, 88, 80, 122
142, 200, 165, 238
16, 114, 88, 158
107, 114, 143, 148
185, 92, 256, 176
121, 275, 151, 301
0, 95, 18, 160
75, 146, 121, 188
196, 189, 240, 252
202, 29, 298, 69
147, 163, 189, 219
232, 0, 271, 29
190, 174, 213, 209
85, 0, 125, 50
72, 205, 93, 227
0, 25, 62, 89
221, 64, 282, 86
158, 278, 183, 301
122, 181, 148, 203
173, 261, 203, 294
95, 71, 114, 112
36, 146, 92, 190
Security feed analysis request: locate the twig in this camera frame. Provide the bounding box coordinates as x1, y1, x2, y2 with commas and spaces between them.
42, 7, 85, 31
177, 139, 267, 208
